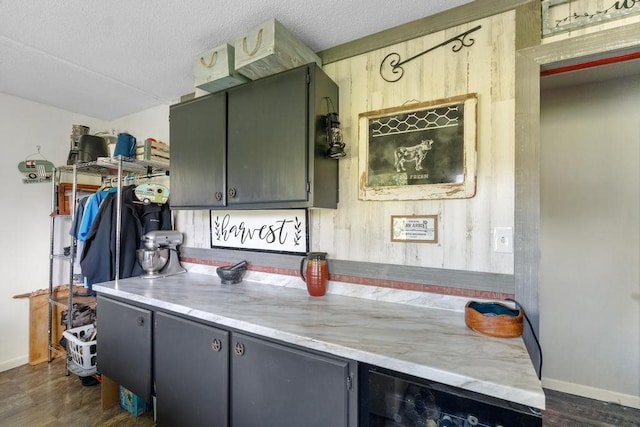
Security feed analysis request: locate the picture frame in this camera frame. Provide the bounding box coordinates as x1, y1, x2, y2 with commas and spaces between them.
391, 215, 438, 243
358, 93, 477, 201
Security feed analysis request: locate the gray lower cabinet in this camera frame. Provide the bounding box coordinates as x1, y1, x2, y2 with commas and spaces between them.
97, 296, 355, 426
96, 295, 153, 401
154, 312, 229, 426
231, 332, 352, 427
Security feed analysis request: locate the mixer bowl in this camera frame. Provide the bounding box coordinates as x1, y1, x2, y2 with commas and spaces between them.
136, 248, 169, 276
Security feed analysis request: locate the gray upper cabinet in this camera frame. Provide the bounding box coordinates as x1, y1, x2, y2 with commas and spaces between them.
226, 66, 308, 206
169, 91, 227, 208
169, 63, 339, 210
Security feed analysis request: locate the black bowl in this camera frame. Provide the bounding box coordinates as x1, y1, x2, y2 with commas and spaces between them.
216, 266, 246, 284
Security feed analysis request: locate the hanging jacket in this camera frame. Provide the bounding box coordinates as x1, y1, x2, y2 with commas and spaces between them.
76, 188, 118, 240
79, 185, 172, 292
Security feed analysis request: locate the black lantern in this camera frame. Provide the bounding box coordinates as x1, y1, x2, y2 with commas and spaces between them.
325, 112, 346, 159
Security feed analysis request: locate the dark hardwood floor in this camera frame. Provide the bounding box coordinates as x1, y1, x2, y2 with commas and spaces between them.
0, 358, 153, 426
543, 388, 639, 427
0, 358, 638, 426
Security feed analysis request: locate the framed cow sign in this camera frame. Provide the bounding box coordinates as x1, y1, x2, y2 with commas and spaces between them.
358, 93, 477, 200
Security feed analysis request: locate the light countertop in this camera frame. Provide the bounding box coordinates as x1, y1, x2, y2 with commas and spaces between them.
93, 270, 545, 410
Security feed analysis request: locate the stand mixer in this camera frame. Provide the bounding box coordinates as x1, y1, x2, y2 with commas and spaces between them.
136, 230, 187, 278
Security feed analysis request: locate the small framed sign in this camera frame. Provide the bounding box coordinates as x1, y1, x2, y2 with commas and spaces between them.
210, 209, 308, 254
391, 215, 438, 243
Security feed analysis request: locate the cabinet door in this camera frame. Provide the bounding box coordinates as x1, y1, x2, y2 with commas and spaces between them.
96, 296, 152, 401
227, 66, 309, 206
170, 92, 226, 208
231, 333, 350, 427
155, 312, 229, 426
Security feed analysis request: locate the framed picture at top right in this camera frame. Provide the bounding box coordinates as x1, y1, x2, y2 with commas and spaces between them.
358, 93, 477, 201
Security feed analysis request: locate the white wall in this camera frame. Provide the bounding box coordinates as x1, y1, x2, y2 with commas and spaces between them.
540, 74, 640, 408
108, 104, 171, 143
0, 93, 107, 371
0, 93, 171, 372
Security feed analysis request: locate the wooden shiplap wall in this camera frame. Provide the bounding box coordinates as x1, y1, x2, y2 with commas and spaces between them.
175, 10, 519, 292
311, 11, 517, 275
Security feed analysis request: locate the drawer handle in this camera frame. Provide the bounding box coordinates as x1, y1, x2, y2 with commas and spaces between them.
234, 342, 245, 356
242, 29, 263, 57
211, 338, 222, 352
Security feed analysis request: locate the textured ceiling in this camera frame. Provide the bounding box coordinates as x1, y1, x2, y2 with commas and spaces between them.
0, 0, 473, 120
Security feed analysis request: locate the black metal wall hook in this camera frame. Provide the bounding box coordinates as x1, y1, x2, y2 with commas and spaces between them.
380, 25, 482, 83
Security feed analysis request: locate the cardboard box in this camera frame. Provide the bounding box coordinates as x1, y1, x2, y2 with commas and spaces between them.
234, 18, 322, 80
119, 386, 151, 417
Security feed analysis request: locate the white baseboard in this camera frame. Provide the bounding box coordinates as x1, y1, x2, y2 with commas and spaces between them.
543, 377, 640, 410
0, 355, 28, 373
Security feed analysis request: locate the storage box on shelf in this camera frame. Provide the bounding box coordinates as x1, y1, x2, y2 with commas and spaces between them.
194, 43, 249, 92
135, 138, 170, 164
234, 18, 322, 80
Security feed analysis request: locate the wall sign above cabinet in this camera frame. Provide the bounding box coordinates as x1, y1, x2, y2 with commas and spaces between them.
542, 0, 640, 36
210, 209, 308, 255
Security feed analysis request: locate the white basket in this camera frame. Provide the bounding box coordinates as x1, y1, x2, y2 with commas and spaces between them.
63, 324, 97, 370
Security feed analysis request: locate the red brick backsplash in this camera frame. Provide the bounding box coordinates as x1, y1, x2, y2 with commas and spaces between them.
181, 257, 513, 300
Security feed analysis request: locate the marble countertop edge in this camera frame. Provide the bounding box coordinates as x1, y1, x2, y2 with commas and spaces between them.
93, 280, 545, 410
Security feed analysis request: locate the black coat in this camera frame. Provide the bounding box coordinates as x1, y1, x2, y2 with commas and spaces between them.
80, 185, 172, 291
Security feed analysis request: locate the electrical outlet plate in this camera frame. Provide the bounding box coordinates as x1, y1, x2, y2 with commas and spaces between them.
493, 227, 513, 253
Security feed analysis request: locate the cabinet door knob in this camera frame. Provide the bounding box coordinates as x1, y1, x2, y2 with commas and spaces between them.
228, 188, 237, 199
234, 342, 245, 356
211, 338, 222, 352
215, 191, 223, 201
137, 317, 144, 327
